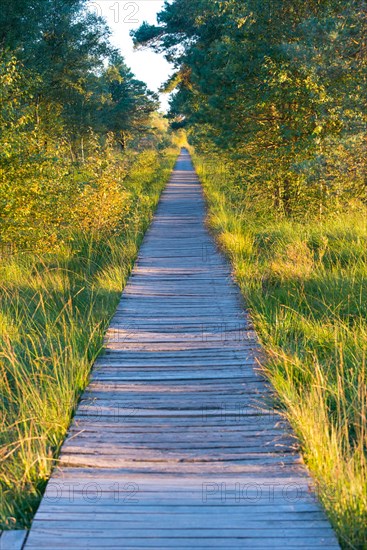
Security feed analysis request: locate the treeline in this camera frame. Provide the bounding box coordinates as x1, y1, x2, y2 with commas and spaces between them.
134, 0, 367, 218
0, 0, 169, 249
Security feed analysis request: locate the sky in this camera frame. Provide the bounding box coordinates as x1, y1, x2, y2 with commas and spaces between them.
87, 0, 173, 111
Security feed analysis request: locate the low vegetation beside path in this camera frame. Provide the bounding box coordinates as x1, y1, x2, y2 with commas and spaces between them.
193, 152, 367, 548
0, 145, 180, 529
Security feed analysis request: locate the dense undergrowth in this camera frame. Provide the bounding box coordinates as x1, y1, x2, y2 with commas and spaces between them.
193, 152, 367, 549
0, 146, 180, 529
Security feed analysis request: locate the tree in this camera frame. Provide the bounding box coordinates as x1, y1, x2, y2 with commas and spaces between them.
98, 55, 159, 149
0, 1, 167, 249
133, 0, 367, 217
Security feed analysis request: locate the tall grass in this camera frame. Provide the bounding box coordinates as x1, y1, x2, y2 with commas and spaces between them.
0, 147, 179, 529
193, 153, 367, 549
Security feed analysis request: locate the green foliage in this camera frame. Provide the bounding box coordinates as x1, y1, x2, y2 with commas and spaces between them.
133, 0, 367, 543
100, 54, 159, 149
195, 153, 367, 548
0, 12, 164, 251
0, 1, 179, 527
0, 0, 160, 162
0, 147, 179, 529
0, 55, 129, 248
134, 0, 367, 217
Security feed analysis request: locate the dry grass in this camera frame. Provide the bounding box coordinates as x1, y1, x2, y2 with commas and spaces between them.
194, 152, 367, 549
0, 148, 179, 528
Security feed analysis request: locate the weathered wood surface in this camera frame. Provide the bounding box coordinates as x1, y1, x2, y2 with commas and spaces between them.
25, 149, 339, 549
0, 531, 28, 550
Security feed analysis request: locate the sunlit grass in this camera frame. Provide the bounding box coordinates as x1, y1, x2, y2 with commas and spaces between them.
194, 152, 367, 549
0, 147, 178, 529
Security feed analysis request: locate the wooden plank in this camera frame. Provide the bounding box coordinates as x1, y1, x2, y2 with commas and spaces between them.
25, 535, 339, 549
0, 531, 28, 550
24, 149, 339, 548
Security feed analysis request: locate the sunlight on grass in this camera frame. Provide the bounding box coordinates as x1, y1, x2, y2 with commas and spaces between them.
0, 148, 179, 529
194, 152, 367, 549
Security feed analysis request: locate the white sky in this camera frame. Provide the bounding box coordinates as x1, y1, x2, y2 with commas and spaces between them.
87, 0, 173, 111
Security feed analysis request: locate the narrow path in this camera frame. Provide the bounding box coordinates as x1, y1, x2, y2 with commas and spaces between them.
25, 150, 339, 549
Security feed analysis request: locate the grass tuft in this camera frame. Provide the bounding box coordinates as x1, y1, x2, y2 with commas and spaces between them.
0, 147, 178, 528
193, 151, 367, 549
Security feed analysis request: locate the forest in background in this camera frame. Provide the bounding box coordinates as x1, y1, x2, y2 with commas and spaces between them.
134, 1, 367, 547
0, 0, 175, 251
135, 0, 367, 218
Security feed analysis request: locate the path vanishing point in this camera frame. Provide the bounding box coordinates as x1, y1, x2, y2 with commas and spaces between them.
24, 149, 339, 549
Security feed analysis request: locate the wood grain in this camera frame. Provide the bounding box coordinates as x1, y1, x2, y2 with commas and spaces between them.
25, 149, 339, 549
0, 531, 28, 550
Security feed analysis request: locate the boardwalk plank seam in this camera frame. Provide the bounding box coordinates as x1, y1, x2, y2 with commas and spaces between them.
24, 149, 339, 549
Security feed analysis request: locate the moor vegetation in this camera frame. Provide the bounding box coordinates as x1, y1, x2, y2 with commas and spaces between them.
134, 1, 367, 547
0, 0, 181, 528
1, 0, 367, 546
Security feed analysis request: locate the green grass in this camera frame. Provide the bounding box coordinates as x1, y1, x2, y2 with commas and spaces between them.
193, 152, 367, 549
0, 147, 179, 529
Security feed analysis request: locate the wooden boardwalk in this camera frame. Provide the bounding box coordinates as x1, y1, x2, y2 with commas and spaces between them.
0, 530, 27, 550
25, 149, 339, 549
